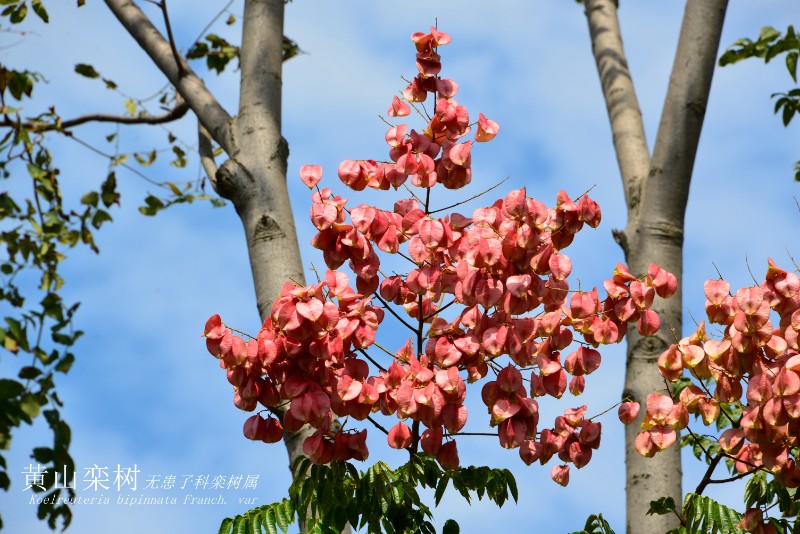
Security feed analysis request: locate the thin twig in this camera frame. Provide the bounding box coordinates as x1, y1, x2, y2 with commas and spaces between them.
422, 299, 456, 322
222, 324, 256, 340
366, 415, 390, 436
378, 114, 393, 128
428, 176, 510, 215
356, 348, 387, 372
786, 246, 800, 273
159, 0, 186, 77
744, 254, 758, 285
190, 0, 236, 49
710, 261, 725, 282
372, 292, 417, 333
402, 182, 424, 204
588, 400, 623, 421
395, 249, 418, 266
705, 469, 759, 486
368, 342, 397, 363
68, 134, 163, 186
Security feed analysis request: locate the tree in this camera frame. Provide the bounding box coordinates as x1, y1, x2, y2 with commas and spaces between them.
202, 24, 680, 534
584, 1, 728, 532
718, 24, 800, 181
2, 2, 796, 533
1, 0, 313, 529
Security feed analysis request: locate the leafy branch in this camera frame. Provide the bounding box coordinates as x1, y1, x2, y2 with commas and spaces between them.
217, 454, 518, 534
720, 25, 800, 180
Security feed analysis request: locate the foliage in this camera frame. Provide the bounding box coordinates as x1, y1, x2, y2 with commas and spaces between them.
647, 494, 744, 534
188, 30, 302, 74
217, 454, 516, 534
0, 1, 294, 530
720, 26, 800, 180
0, 21, 98, 532
570, 514, 615, 534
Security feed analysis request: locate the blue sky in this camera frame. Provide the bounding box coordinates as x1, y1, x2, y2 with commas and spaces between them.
2, 1, 798, 532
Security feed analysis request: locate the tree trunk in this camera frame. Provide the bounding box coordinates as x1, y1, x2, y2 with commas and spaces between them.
584, 1, 728, 532
105, 0, 319, 499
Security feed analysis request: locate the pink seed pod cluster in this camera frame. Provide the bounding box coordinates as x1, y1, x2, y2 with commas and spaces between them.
204, 26, 675, 486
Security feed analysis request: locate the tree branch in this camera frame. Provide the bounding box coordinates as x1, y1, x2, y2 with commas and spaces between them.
704, 470, 759, 487
584, 0, 650, 216
693, 452, 723, 496
197, 121, 219, 188
643, 0, 729, 227
103, 0, 233, 154
0, 100, 189, 132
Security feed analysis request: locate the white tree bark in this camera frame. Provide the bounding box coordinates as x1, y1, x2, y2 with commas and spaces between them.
585, 1, 728, 533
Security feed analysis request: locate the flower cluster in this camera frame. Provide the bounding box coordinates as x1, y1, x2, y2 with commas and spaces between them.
624, 259, 800, 529
204, 26, 675, 486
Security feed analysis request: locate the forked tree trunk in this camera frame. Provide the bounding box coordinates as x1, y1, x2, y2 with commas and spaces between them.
584, 1, 729, 532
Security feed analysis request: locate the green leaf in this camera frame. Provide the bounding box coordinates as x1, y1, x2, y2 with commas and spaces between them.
74, 64, 100, 79
670, 376, 693, 398
124, 98, 137, 116
80, 191, 99, 207
501, 469, 518, 503
283, 36, 302, 62
133, 151, 157, 168
31, 447, 53, 463
138, 195, 165, 216
264, 508, 277, 534
782, 100, 795, 126
434, 474, 449, 506
381, 517, 395, 534
759, 26, 781, 44
18, 366, 42, 379
390, 483, 404, 505
274, 500, 289, 533
231, 515, 246, 534
166, 182, 182, 195
0, 379, 24, 399
170, 146, 187, 168
744, 472, 765, 508
443, 519, 460, 534
55, 353, 75, 374
572, 513, 617, 534
681, 493, 743, 534
648, 496, 676, 516
187, 41, 209, 59
31, 0, 47, 22
91, 209, 112, 229
787, 51, 798, 83
9, 3, 27, 23
101, 173, 120, 207
20, 394, 41, 419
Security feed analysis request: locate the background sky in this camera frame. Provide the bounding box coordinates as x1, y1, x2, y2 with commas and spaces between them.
2, 1, 798, 532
